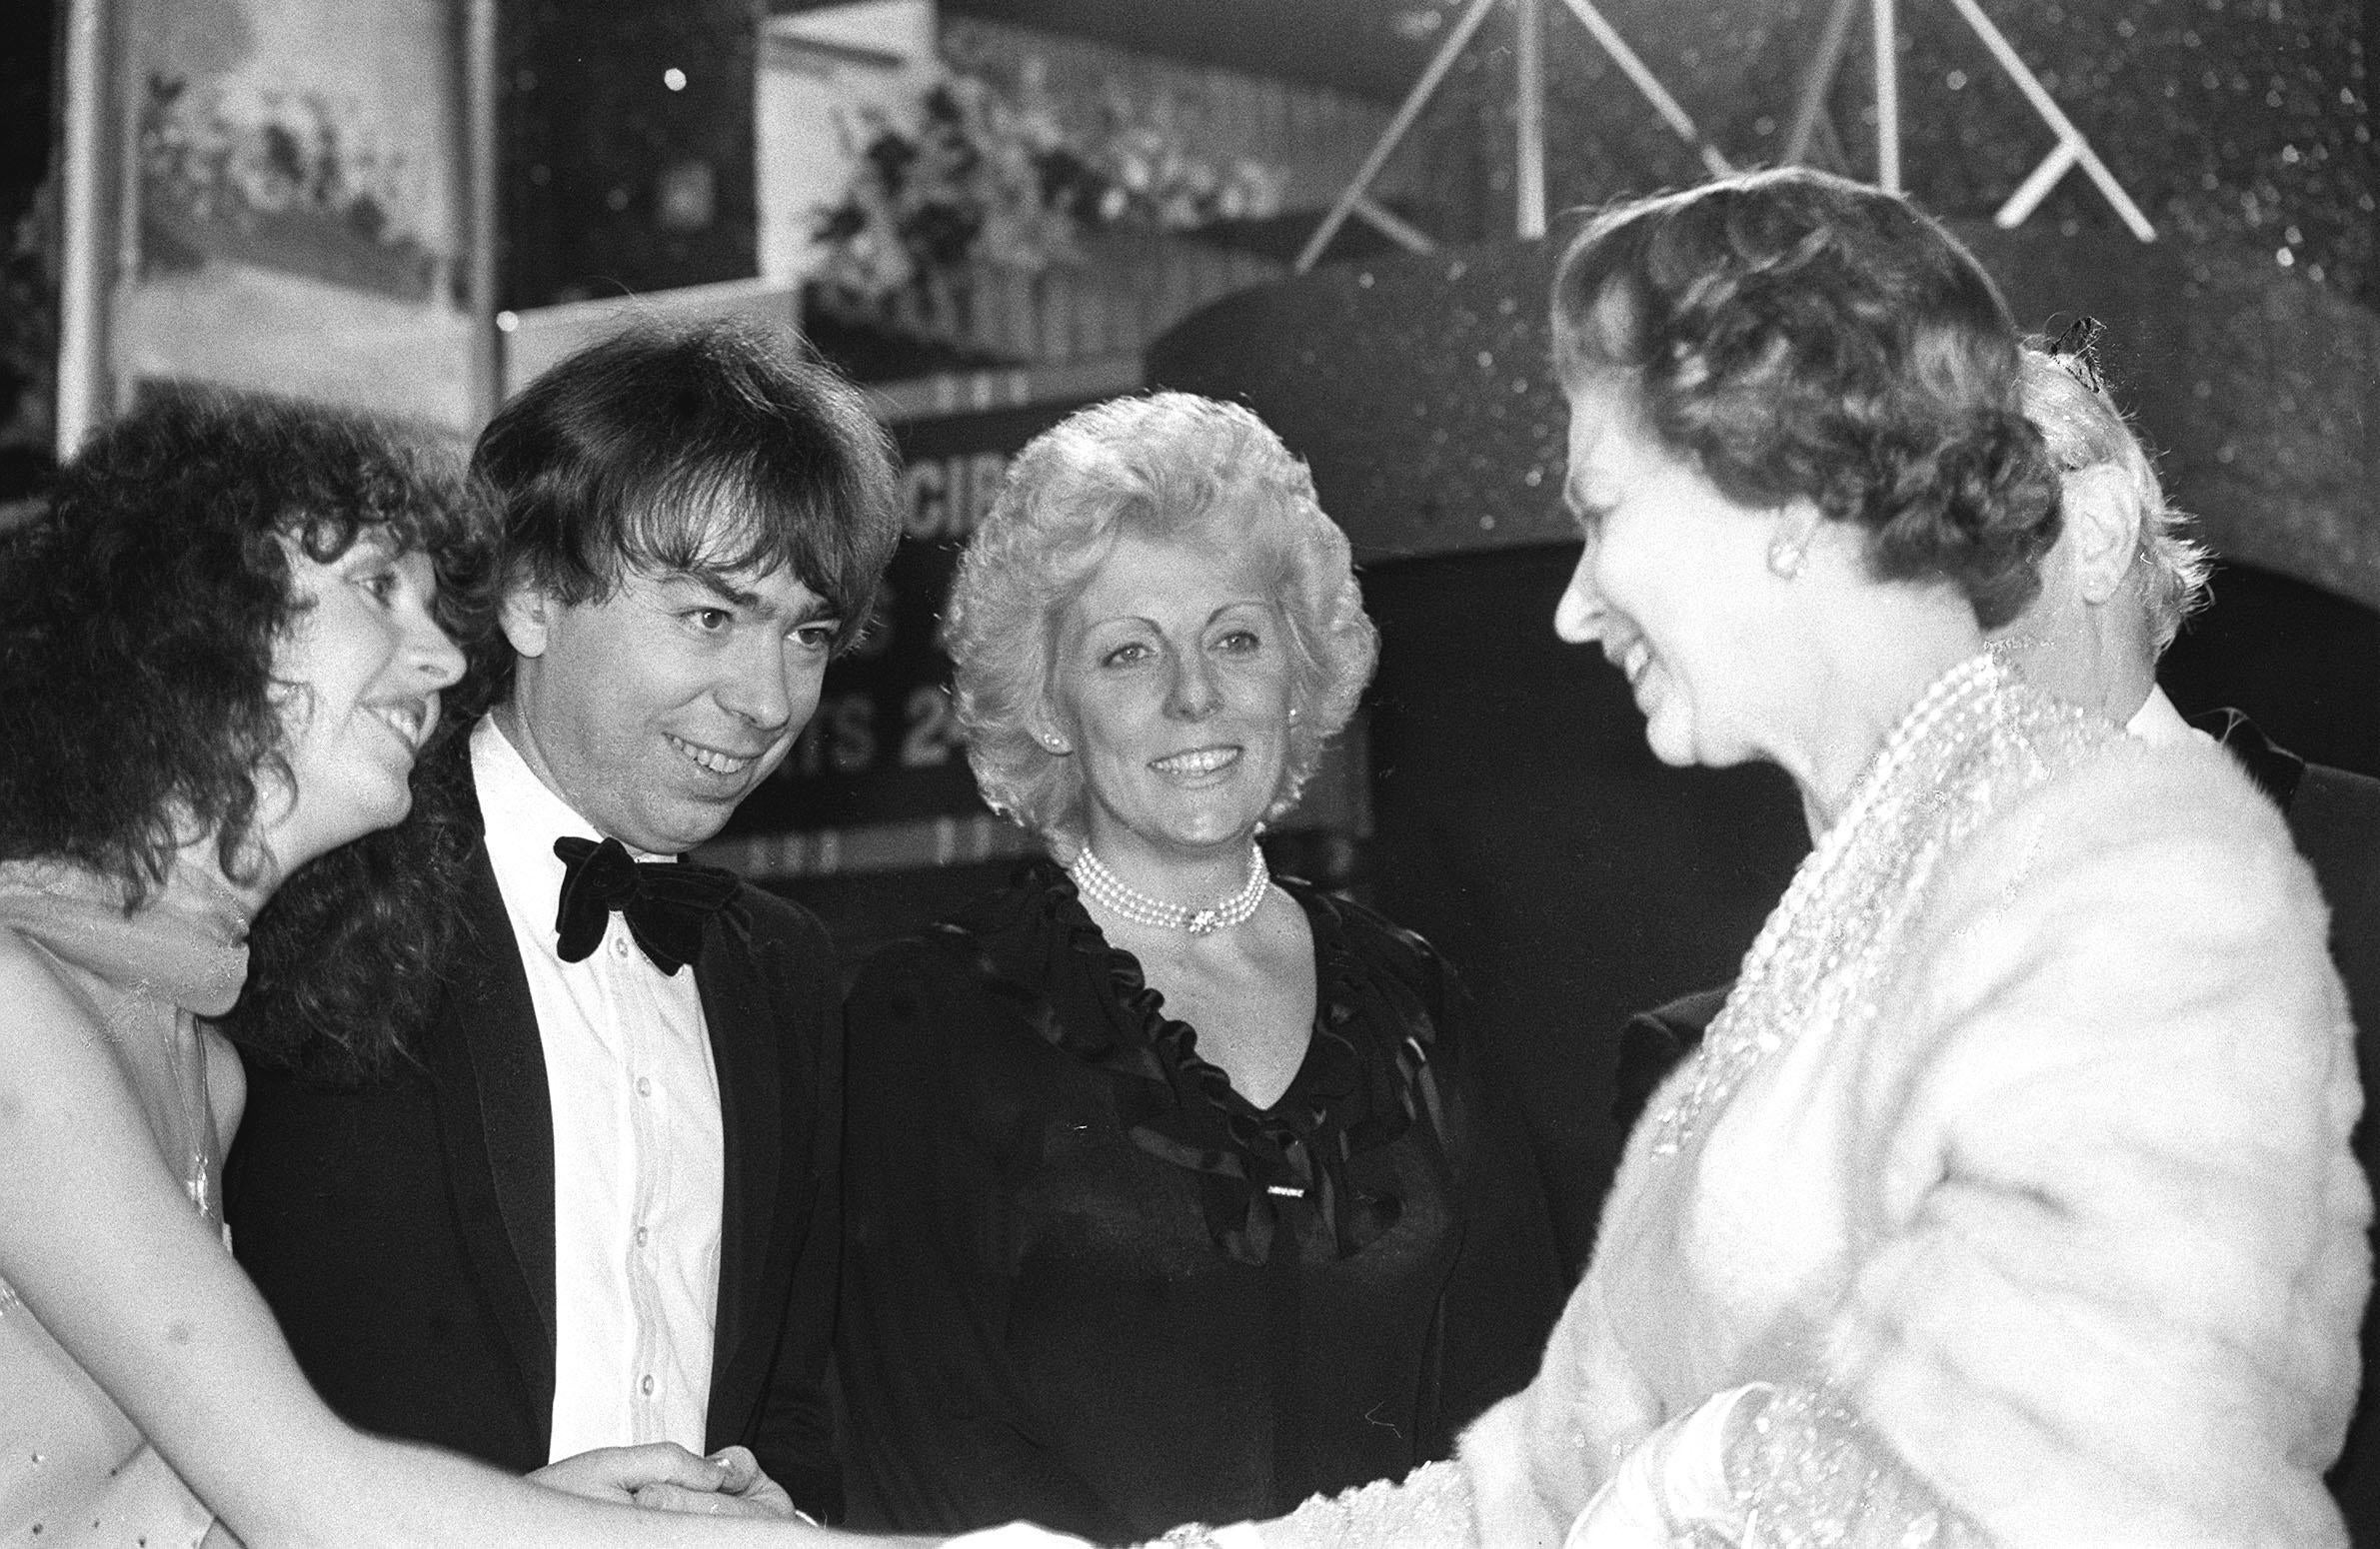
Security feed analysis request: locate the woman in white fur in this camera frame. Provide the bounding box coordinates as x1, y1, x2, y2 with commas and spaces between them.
1155, 169, 2368, 1548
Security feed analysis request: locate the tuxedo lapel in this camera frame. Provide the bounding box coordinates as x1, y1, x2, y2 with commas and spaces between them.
423, 758, 560, 1425
694, 898, 784, 1447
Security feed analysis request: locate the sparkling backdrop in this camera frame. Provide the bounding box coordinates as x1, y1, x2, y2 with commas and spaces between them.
1397, 0, 2372, 301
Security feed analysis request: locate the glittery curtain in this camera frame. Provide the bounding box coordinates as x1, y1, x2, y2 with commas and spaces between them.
1394, 0, 2372, 302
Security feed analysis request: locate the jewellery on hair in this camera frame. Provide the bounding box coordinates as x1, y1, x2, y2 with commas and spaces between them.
1070, 842, 1269, 935
1767, 538, 1806, 580
2044, 312, 2108, 395
1040, 733, 1070, 753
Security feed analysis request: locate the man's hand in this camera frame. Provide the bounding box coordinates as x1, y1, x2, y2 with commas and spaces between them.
629, 1445, 800, 1521
529, 1442, 737, 1508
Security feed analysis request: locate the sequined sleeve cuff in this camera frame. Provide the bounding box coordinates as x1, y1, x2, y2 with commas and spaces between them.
1718, 1384, 1982, 1549
1141, 1460, 1479, 1549
1561, 1383, 1983, 1549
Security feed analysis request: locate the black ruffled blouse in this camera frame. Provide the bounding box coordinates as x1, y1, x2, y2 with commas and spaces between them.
836, 862, 1563, 1541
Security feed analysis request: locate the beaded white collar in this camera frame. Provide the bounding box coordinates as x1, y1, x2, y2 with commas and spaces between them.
1649, 652, 2110, 1156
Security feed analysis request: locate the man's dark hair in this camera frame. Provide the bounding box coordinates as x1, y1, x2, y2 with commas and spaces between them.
233, 325, 903, 1082
472, 321, 902, 699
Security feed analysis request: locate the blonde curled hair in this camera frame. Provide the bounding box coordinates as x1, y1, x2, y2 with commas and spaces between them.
943, 392, 1376, 855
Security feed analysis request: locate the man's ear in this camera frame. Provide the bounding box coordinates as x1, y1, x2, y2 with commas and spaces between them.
2061, 464, 2141, 606
499, 582, 556, 660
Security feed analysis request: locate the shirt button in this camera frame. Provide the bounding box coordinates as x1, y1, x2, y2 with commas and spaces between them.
635, 1225, 650, 1247
635, 1075, 653, 1097
612, 936, 631, 960
640, 1374, 655, 1396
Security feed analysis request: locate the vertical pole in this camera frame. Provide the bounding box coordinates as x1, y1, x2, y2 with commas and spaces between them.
463, 0, 503, 421
1783, 0, 1861, 167
55, 0, 119, 458
1514, 0, 1545, 239
1871, 0, 1900, 192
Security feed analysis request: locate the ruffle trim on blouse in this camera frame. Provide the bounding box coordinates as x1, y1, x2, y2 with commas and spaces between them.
936, 860, 1453, 1266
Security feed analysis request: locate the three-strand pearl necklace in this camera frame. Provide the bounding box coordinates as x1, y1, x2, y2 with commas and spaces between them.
1069, 842, 1270, 935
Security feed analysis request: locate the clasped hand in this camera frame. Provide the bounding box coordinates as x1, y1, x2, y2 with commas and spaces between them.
530, 1441, 798, 1520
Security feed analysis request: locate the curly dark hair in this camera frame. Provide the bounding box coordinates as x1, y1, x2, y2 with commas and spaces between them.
0, 385, 494, 901
1550, 168, 2061, 629
0, 388, 500, 1080
225, 733, 488, 1080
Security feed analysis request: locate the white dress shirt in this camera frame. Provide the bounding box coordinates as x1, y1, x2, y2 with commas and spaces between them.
471, 718, 725, 1463
2124, 684, 2217, 749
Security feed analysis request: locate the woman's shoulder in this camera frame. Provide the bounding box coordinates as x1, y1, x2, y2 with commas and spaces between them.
1921, 721, 2327, 995
0, 916, 129, 1109
1281, 878, 1471, 1071
845, 862, 1074, 1024
0, 889, 118, 1024
1984, 726, 2313, 921
1900, 725, 2344, 1106
0, 914, 81, 1006
858, 862, 1059, 960
1282, 876, 1450, 985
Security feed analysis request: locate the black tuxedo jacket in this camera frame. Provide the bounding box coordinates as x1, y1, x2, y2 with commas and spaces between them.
225, 759, 845, 1517
1609, 710, 2380, 1544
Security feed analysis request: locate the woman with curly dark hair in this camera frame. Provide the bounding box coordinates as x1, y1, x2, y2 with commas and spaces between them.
0, 389, 1055, 1548
1144, 170, 2364, 1548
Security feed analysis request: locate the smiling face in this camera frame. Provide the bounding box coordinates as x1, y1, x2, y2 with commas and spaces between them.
1552, 376, 1808, 771
265, 530, 467, 873
498, 542, 838, 855
1042, 528, 1293, 872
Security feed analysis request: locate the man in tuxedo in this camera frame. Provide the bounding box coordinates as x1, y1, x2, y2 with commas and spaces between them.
226, 324, 899, 1519
1614, 341, 2380, 1535
1992, 343, 2380, 1040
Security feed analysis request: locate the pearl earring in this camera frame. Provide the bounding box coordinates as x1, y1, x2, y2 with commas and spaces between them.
1767, 538, 1806, 580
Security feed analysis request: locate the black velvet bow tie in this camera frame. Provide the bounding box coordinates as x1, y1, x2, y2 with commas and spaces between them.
551, 835, 738, 975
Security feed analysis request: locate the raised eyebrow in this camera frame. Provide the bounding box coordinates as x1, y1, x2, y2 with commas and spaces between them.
657, 572, 756, 611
